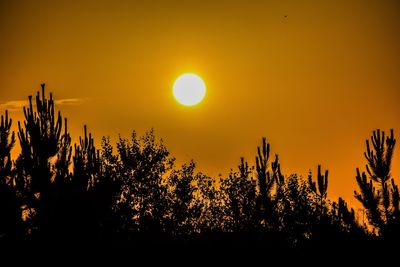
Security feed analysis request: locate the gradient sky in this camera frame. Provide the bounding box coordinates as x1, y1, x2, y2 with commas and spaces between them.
1, 0, 399, 208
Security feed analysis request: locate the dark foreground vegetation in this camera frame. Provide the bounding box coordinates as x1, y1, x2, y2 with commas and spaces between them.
0, 84, 399, 250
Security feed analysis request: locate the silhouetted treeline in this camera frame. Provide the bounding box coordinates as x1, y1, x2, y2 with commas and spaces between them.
0, 84, 399, 249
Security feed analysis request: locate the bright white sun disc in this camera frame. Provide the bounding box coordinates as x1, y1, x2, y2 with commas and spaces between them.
173, 73, 206, 106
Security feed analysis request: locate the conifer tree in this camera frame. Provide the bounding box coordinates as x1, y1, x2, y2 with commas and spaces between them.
308, 165, 328, 214
255, 137, 282, 228
354, 129, 399, 237
16, 84, 71, 238
0, 110, 19, 239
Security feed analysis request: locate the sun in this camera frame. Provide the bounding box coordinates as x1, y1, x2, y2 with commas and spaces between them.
173, 73, 206, 106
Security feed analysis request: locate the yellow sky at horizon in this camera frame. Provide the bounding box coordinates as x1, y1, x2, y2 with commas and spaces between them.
1, 0, 400, 208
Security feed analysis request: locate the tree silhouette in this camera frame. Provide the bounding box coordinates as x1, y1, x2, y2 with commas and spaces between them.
16, 84, 71, 239
194, 171, 224, 233
309, 165, 328, 215
277, 174, 316, 246
166, 161, 202, 235
0, 111, 14, 179
354, 129, 399, 239
255, 137, 284, 229
114, 130, 174, 236
221, 158, 257, 232
307, 165, 366, 246
0, 85, 397, 249
0, 110, 20, 240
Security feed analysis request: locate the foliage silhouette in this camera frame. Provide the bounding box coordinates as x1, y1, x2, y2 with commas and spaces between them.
0, 84, 397, 249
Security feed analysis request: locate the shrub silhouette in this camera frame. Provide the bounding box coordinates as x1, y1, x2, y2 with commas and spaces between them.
0, 84, 396, 248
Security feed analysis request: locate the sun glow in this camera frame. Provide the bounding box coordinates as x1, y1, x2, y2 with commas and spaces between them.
173, 73, 206, 106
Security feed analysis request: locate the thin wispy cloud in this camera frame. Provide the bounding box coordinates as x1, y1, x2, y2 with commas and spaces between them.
0, 98, 86, 112
55, 98, 86, 106
0, 100, 28, 111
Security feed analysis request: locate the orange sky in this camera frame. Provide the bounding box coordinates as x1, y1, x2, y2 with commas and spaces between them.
1, 0, 399, 209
